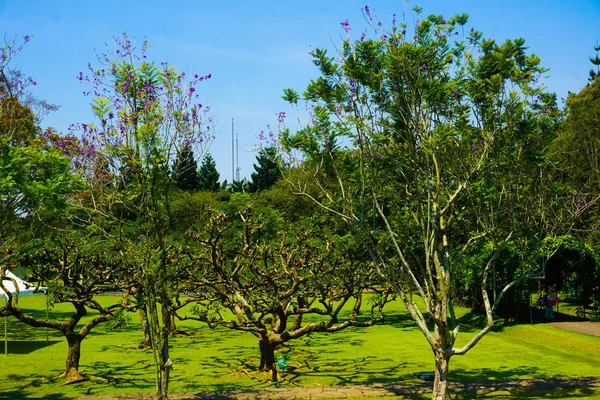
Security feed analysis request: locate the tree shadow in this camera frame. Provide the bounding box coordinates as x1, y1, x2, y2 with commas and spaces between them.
2, 339, 61, 354
449, 366, 543, 382
82, 359, 156, 392
451, 376, 600, 399
2, 372, 66, 399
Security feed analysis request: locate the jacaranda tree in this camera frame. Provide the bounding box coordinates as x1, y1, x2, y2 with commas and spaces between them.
73, 33, 213, 400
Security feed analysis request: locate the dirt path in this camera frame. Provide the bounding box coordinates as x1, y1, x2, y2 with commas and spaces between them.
548, 320, 600, 337
73, 377, 600, 400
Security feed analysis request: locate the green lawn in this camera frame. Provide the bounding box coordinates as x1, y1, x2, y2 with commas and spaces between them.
1, 295, 599, 398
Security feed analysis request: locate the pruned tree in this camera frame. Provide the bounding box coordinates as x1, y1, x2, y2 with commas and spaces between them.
174, 209, 390, 382
0, 233, 135, 383
277, 8, 559, 399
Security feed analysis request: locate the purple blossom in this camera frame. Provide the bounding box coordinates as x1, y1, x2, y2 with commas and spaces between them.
421, 64, 427, 69
360, 32, 366, 42
340, 19, 351, 33
277, 111, 286, 124
364, 5, 371, 19
471, 144, 477, 150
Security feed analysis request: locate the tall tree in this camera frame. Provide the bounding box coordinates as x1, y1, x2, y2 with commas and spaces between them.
590, 40, 600, 83
248, 147, 281, 192
173, 144, 200, 192
278, 9, 557, 399
198, 153, 220, 191
552, 68, 600, 244
73, 33, 213, 400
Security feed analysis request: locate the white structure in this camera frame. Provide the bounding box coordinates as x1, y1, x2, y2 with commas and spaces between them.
0, 270, 44, 355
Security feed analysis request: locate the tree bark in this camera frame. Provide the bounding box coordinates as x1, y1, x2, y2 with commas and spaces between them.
138, 306, 152, 349
59, 334, 85, 383
258, 337, 278, 382
432, 351, 450, 400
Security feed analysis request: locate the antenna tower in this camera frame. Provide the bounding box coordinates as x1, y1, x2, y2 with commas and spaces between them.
231, 118, 235, 183
235, 131, 240, 182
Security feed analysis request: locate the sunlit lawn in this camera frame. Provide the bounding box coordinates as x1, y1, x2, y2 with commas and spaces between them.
1, 295, 599, 398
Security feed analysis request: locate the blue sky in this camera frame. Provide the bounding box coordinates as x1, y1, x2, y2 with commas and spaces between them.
1, 0, 599, 181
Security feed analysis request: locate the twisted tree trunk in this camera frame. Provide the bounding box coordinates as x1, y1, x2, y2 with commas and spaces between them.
59, 332, 85, 383
258, 336, 278, 382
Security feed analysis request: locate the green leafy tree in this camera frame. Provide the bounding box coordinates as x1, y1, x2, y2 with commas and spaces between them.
0, 36, 76, 240
198, 153, 220, 191
278, 9, 556, 399
248, 147, 281, 192
173, 144, 200, 192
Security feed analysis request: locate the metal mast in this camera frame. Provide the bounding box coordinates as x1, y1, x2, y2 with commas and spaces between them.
231, 118, 235, 183
235, 131, 240, 182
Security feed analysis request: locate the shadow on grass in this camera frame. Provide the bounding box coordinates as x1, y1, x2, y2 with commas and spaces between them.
3, 340, 61, 354
450, 366, 543, 382
457, 386, 598, 399
453, 377, 600, 399
2, 373, 66, 399
81, 359, 156, 393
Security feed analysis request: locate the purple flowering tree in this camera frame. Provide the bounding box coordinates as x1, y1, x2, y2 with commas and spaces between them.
278, 8, 559, 399
73, 33, 213, 400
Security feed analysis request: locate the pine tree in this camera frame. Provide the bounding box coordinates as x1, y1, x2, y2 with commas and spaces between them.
230, 178, 248, 193
248, 147, 281, 192
198, 153, 220, 191
589, 40, 600, 83
173, 145, 200, 192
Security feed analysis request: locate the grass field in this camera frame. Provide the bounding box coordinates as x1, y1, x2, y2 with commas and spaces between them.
1, 295, 600, 399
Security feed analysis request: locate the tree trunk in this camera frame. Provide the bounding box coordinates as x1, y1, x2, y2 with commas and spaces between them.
350, 293, 362, 318
169, 313, 177, 334
59, 334, 85, 384
160, 294, 172, 399
258, 337, 278, 382
146, 287, 171, 400
138, 306, 152, 349
432, 352, 450, 400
